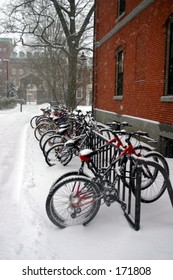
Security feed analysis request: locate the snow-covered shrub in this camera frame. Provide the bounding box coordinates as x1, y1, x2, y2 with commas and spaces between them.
0, 97, 17, 109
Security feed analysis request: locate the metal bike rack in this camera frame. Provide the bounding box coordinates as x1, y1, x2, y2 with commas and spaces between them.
127, 157, 173, 230
88, 130, 173, 231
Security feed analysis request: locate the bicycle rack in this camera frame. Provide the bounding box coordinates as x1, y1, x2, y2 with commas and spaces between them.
89, 130, 173, 231
129, 157, 173, 230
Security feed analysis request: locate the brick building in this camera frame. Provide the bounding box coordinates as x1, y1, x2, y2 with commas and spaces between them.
0, 38, 92, 106
0, 38, 32, 98
0, 38, 14, 96
93, 0, 173, 156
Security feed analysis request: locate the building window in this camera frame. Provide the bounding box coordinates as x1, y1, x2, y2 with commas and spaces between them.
19, 68, 24, 75
19, 51, 25, 58
11, 68, 16, 75
118, 0, 126, 17
76, 88, 83, 99
166, 16, 173, 95
115, 46, 124, 96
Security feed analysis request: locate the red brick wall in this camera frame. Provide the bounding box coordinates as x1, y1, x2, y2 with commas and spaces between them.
94, 0, 173, 125
95, 0, 117, 41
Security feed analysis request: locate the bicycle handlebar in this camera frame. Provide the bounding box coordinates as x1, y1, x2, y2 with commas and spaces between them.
106, 121, 132, 128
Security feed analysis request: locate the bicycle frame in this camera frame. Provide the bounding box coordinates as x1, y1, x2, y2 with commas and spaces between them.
79, 133, 144, 181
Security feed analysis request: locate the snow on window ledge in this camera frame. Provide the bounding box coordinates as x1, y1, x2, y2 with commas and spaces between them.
113, 95, 123, 100
160, 96, 173, 102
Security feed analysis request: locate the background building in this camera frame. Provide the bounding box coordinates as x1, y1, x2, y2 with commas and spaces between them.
0, 38, 14, 97
0, 38, 92, 106
0, 38, 39, 101
93, 0, 173, 157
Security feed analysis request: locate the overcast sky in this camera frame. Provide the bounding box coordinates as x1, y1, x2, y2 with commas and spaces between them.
0, 0, 7, 4
0, 0, 6, 7
0, 0, 13, 40
0, 0, 10, 13
0, 0, 7, 15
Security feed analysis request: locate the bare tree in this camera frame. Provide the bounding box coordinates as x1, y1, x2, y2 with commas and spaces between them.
27, 46, 68, 103
1, 0, 95, 109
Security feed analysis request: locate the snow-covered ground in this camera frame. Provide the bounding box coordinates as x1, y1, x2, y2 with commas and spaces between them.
0, 103, 173, 260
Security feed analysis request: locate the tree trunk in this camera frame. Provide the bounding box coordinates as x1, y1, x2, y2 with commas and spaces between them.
66, 50, 78, 110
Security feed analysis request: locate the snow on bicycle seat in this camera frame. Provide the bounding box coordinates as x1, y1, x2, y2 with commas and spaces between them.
58, 127, 68, 134
64, 139, 76, 147
59, 123, 69, 128
79, 149, 96, 161
65, 136, 82, 147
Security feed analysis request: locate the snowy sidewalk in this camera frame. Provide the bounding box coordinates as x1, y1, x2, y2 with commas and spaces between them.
0, 104, 173, 260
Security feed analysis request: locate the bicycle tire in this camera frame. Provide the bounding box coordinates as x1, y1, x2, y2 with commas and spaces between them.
46, 176, 101, 228
30, 115, 40, 129
36, 116, 52, 126
39, 130, 57, 150
120, 145, 152, 188
133, 151, 169, 203
99, 128, 114, 140
34, 122, 56, 141
42, 135, 64, 156
60, 146, 73, 166
50, 171, 89, 191
45, 143, 73, 166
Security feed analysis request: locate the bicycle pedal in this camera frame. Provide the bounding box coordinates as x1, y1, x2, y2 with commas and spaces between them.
106, 202, 111, 207
121, 202, 127, 211
71, 213, 76, 219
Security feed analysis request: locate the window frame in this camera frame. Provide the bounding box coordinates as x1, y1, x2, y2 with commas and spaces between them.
19, 68, 24, 75
114, 46, 124, 99
118, 0, 126, 18
11, 68, 17, 75
163, 16, 173, 101
76, 88, 83, 99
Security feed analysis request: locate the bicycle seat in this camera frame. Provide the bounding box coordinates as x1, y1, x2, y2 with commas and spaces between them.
58, 127, 69, 135
79, 149, 97, 161
59, 123, 69, 129
64, 136, 83, 148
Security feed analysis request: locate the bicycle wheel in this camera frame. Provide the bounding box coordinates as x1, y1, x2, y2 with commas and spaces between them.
45, 143, 73, 166
30, 115, 40, 129
120, 145, 152, 188
39, 130, 57, 151
34, 122, 55, 141
60, 147, 73, 166
100, 128, 114, 140
46, 176, 101, 228
36, 116, 51, 126
135, 151, 169, 203
50, 171, 89, 191
45, 143, 64, 166
42, 135, 64, 156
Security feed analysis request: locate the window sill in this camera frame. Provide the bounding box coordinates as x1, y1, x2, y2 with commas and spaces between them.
113, 95, 123, 101
160, 96, 173, 102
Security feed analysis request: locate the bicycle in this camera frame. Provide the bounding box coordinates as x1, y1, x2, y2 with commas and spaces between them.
34, 110, 69, 141
39, 112, 86, 156
100, 120, 131, 139
44, 113, 108, 166
30, 107, 51, 129
44, 126, 95, 166
45, 131, 168, 228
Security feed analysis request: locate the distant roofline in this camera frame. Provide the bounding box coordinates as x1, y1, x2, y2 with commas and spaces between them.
0, 37, 12, 41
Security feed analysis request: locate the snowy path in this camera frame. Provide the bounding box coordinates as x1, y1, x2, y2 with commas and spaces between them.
0, 104, 173, 260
